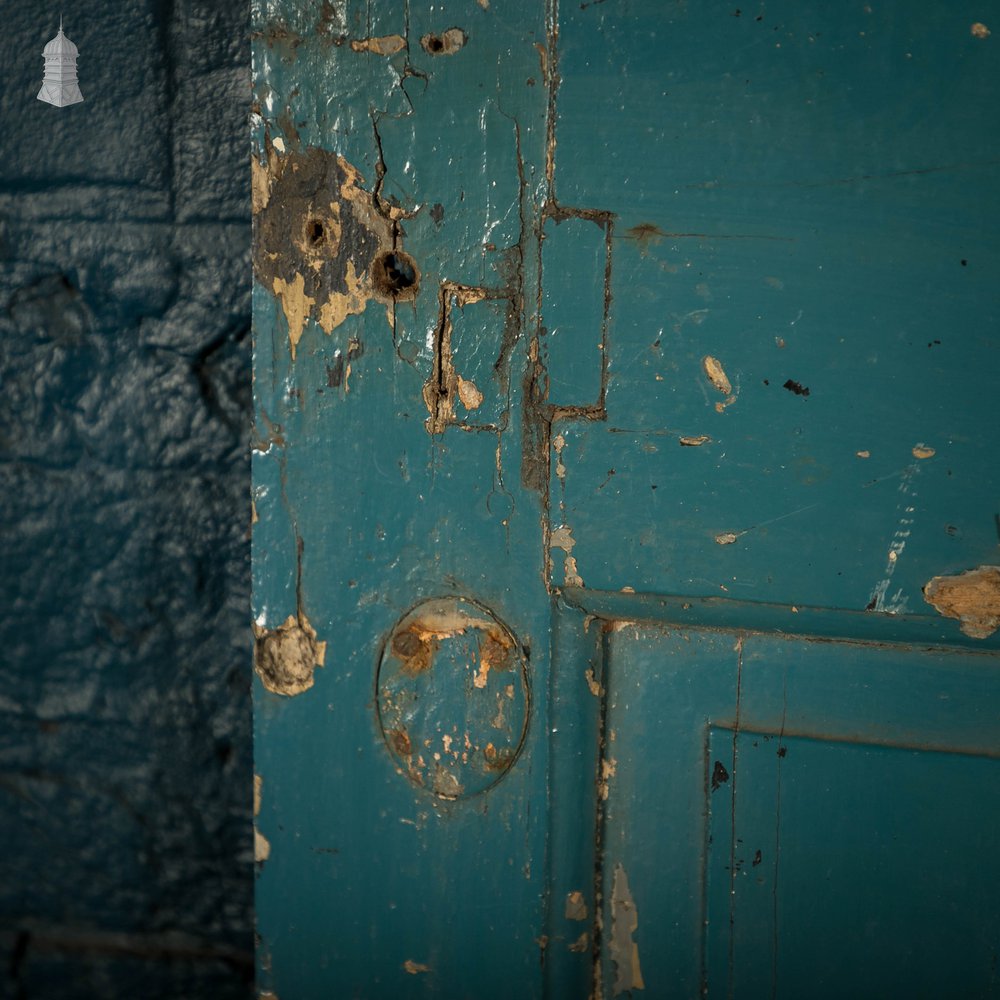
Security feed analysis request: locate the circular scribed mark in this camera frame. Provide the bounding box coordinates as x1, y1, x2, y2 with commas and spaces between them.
377, 597, 529, 800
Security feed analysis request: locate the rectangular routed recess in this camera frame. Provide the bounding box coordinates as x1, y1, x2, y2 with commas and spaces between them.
541, 214, 608, 410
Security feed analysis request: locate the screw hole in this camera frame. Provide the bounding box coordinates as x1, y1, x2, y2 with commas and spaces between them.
373, 250, 420, 301
304, 219, 325, 247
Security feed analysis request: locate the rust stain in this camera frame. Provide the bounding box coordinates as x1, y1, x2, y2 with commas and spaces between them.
403, 959, 431, 975
253, 145, 395, 358
923, 565, 1000, 638
972, 22, 991, 38
253, 613, 327, 696
565, 890, 589, 921
912, 444, 936, 460
350, 34, 406, 54
420, 28, 467, 55
679, 434, 711, 447
624, 222, 664, 256
610, 863, 645, 994
533, 41, 548, 77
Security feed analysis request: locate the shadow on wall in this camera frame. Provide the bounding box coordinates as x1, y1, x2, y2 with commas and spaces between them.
0, 4, 252, 997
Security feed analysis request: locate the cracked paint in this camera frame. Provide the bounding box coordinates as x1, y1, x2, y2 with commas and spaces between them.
923, 566, 1000, 638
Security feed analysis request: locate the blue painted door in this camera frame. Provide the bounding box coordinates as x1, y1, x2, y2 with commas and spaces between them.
252, 2, 1000, 996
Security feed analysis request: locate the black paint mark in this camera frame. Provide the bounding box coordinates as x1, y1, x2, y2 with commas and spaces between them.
865, 595, 878, 611
430, 203, 445, 225
961, 259, 968, 266
752, 849, 762, 867
927, 339, 941, 348
326, 356, 344, 387
711, 759, 730, 791
777, 746, 787, 758
782, 379, 810, 397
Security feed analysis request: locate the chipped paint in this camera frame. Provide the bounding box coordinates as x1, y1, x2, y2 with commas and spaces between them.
351, 35, 406, 55
856, 450, 871, 458
679, 435, 711, 447
715, 532, 739, 546
271, 274, 315, 358
610, 863, 645, 994
702, 355, 736, 411
599, 757, 617, 801
253, 613, 327, 696
254, 774, 271, 863
549, 524, 576, 553
912, 444, 936, 460
923, 566, 1000, 638
253, 145, 394, 358
565, 890, 588, 921
569, 932, 589, 952
403, 959, 431, 974
553, 433, 567, 480
564, 555, 584, 588
585, 667, 603, 697
972, 22, 991, 38
420, 28, 467, 55
702, 355, 732, 395
457, 377, 484, 411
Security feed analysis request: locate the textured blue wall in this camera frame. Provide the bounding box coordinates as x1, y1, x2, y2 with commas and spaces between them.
0, 3, 251, 996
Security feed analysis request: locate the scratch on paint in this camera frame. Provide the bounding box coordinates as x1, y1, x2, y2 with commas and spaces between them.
868, 461, 920, 613
714, 503, 820, 547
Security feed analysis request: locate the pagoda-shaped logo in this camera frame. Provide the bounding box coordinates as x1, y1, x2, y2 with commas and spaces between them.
37, 17, 84, 107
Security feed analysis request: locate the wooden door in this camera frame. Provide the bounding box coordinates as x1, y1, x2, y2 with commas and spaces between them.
252, 2, 1000, 996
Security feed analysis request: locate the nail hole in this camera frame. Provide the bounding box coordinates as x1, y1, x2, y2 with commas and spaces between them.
373, 250, 420, 301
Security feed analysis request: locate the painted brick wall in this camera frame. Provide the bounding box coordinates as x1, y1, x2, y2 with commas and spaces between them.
0, 3, 252, 996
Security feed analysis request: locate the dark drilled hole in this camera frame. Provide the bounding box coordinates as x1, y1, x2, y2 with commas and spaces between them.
305, 219, 325, 246
428, 36, 444, 52
373, 250, 420, 300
